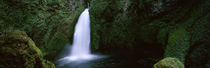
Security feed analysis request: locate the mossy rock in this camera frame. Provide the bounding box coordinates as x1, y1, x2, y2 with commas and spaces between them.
154, 57, 184, 68
164, 26, 190, 62
0, 30, 55, 68
41, 60, 55, 68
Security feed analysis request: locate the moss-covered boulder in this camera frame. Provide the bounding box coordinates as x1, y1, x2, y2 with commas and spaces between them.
154, 57, 184, 68
0, 30, 55, 68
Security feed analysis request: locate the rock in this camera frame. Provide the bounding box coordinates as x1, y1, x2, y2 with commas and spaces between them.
153, 57, 184, 68
0, 30, 55, 68
164, 26, 190, 62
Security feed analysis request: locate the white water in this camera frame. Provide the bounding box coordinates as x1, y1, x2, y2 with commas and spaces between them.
58, 9, 98, 65
68, 8, 93, 61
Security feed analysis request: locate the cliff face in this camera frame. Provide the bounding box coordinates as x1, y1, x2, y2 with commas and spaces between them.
90, 0, 210, 67
0, 0, 87, 60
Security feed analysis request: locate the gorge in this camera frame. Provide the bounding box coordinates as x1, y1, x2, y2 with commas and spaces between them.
0, 0, 209, 68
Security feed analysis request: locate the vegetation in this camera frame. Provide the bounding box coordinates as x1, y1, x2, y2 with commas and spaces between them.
90, 0, 209, 67
0, 0, 209, 68
0, 30, 55, 68
153, 57, 184, 68
0, 0, 86, 60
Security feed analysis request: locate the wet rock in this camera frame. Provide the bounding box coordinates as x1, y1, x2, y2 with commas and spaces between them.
0, 30, 55, 68
154, 57, 184, 68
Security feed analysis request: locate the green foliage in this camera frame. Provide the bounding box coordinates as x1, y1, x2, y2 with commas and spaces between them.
90, 0, 108, 17
90, 0, 107, 50
0, 0, 86, 60
90, 1, 209, 67
43, 32, 69, 57
140, 20, 166, 43
90, 0, 138, 52
162, 0, 210, 64
42, 60, 55, 68
0, 0, 209, 67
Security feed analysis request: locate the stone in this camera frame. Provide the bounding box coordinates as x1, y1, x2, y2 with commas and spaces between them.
0, 30, 55, 68
154, 57, 184, 68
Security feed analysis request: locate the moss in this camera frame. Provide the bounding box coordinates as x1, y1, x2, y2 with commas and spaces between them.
90, 0, 138, 52
0, 0, 86, 60
140, 20, 166, 43
0, 30, 29, 42
162, 0, 210, 65
154, 57, 184, 68
28, 39, 42, 57
0, 31, 55, 68
164, 26, 190, 62
44, 32, 69, 58
42, 60, 55, 68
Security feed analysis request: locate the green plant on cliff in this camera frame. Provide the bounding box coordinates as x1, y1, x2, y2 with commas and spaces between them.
90, 0, 209, 67
90, 0, 138, 52
0, 0, 86, 60
164, 26, 190, 62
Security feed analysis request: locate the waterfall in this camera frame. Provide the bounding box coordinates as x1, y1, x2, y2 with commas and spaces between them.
57, 8, 106, 67
70, 8, 92, 60
58, 8, 96, 64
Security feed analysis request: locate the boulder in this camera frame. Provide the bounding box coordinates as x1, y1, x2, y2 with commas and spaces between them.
154, 57, 184, 68
0, 30, 55, 68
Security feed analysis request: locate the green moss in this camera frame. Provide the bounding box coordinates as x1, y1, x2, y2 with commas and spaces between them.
0, 0, 86, 59
90, 0, 138, 52
154, 57, 184, 68
42, 60, 55, 68
90, 0, 109, 17
164, 26, 190, 62
45, 32, 69, 57
28, 39, 42, 57
140, 20, 166, 43
0, 31, 55, 68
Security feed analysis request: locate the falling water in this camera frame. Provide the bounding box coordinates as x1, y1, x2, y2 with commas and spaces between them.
69, 8, 92, 60
58, 8, 98, 65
